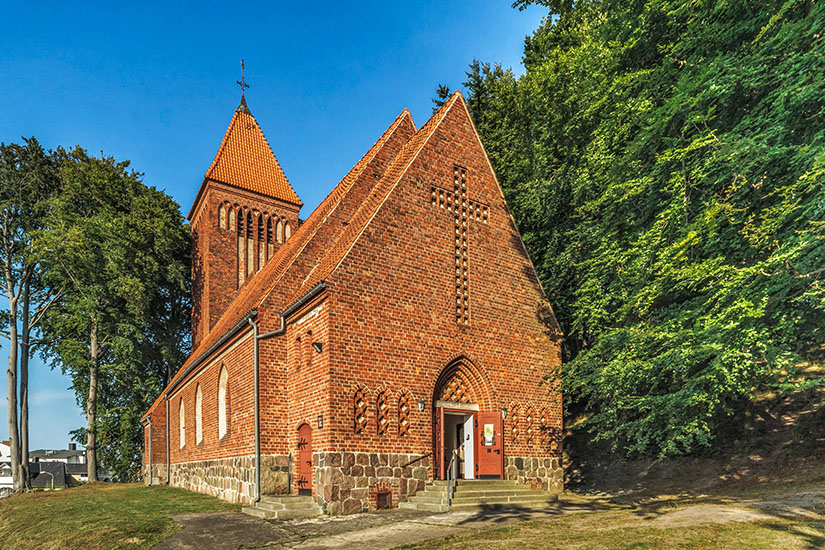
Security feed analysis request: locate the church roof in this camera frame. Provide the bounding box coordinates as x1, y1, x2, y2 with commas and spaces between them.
143, 108, 417, 419
194, 100, 302, 216
295, 92, 463, 297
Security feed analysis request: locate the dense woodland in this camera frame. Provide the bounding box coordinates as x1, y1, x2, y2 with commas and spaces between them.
462, 0, 825, 458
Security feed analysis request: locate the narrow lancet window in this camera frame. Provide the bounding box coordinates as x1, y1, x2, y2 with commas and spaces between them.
218, 366, 228, 438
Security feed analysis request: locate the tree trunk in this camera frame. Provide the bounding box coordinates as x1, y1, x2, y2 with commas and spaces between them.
86, 317, 99, 482
5, 292, 21, 493
20, 278, 31, 490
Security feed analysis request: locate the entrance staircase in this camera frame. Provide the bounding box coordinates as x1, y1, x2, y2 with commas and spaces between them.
242, 495, 321, 519
399, 479, 558, 513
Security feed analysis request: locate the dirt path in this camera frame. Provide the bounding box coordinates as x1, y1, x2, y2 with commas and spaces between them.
154, 485, 825, 549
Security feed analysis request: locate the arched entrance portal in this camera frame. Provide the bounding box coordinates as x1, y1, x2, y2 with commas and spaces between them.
432, 357, 502, 480
296, 423, 313, 496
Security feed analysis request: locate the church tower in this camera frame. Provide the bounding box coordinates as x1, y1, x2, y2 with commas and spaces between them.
188, 96, 302, 348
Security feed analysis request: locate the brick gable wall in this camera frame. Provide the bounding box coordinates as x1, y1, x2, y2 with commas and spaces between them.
324, 96, 562, 460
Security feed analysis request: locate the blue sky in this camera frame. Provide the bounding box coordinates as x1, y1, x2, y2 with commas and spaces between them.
0, 1, 546, 450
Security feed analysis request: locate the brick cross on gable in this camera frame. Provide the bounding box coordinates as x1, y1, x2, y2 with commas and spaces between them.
430, 165, 490, 325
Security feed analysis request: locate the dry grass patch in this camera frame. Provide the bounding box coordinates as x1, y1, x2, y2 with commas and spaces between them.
0, 482, 237, 549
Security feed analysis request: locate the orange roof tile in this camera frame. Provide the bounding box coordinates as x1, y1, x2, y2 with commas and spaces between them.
200, 99, 302, 209
143, 108, 416, 420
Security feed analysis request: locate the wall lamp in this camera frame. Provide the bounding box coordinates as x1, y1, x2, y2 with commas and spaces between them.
312, 342, 323, 354
417, 400, 425, 412
501, 408, 508, 419
317, 415, 324, 429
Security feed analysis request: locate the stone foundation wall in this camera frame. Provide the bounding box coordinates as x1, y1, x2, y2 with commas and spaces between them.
155, 454, 290, 505
313, 451, 430, 514
143, 463, 167, 486
504, 456, 563, 493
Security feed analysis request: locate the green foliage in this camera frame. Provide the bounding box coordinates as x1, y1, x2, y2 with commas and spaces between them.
432, 83, 453, 113
466, 0, 825, 457
36, 147, 191, 480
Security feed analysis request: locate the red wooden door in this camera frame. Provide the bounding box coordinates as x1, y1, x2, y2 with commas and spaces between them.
297, 423, 313, 495
434, 406, 445, 479
476, 411, 503, 478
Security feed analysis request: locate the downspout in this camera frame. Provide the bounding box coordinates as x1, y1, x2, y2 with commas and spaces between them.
249, 318, 261, 504
248, 281, 327, 503
165, 397, 170, 485
147, 419, 152, 486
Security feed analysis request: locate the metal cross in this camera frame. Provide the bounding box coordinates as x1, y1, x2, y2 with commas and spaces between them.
429, 165, 490, 325
236, 59, 250, 98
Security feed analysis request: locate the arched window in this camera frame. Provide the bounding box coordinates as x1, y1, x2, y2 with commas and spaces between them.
228, 208, 236, 231
195, 384, 203, 444
237, 209, 245, 287
266, 218, 273, 260
179, 398, 186, 449
218, 366, 228, 438
257, 216, 265, 271
284, 222, 291, 240
246, 212, 254, 276
276, 219, 283, 243
218, 204, 226, 229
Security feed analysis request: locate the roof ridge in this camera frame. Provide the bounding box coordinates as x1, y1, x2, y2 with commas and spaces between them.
295, 94, 462, 295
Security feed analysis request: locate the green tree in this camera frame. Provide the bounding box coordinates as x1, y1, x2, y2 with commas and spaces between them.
0, 138, 60, 492
37, 147, 190, 481
466, 0, 825, 457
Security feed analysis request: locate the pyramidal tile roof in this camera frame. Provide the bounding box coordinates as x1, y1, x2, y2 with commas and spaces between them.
202, 98, 302, 207
142, 108, 417, 419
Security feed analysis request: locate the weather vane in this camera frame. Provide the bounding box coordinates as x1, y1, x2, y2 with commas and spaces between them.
237, 59, 250, 99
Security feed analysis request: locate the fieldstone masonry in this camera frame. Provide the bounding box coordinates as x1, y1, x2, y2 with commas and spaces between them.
314, 452, 428, 514
505, 456, 564, 493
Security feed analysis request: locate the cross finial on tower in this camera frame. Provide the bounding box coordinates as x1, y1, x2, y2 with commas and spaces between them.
237, 59, 250, 98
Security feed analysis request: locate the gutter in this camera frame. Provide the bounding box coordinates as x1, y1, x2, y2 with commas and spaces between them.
248, 281, 326, 503
166, 310, 259, 397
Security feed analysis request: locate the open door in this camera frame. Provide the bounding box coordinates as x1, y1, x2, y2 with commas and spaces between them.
297, 423, 313, 495
476, 411, 503, 479
434, 406, 445, 479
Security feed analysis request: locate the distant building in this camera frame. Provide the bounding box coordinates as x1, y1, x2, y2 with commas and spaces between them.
0, 440, 11, 496
31, 443, 90, 484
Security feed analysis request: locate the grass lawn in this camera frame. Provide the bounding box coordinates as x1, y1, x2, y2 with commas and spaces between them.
0, 482, 238, 549
399, 507, 825, 550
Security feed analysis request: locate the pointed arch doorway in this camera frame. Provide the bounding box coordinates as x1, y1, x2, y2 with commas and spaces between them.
433, 357, 503, 480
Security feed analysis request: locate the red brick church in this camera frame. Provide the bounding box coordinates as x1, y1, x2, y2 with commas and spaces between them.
142, 90, 563, 514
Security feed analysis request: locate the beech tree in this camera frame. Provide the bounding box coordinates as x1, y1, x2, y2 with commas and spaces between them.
0, 138, 59, 492
465, 0, 825, 457
37, 147, 190, 481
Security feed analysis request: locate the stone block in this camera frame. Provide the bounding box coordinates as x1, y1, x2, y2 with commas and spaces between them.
356, 453, 369, 465
343, 498, 362, 515
351, 465, 363, 477
328, 453, 342, 467
343, 452, 355, 467
412, 467, 427, 480
327, 501, 343, 515
376, 466, 392, 477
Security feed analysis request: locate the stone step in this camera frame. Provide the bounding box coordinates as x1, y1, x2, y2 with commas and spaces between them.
398, 501, 449, 513
242, 505, 321, 520
431, 480, 520, 488
254, 500, 320, 512
258, 495, 314, 504
408, 493, 557, 506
